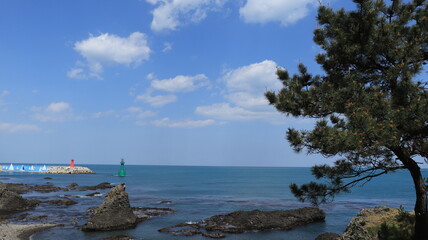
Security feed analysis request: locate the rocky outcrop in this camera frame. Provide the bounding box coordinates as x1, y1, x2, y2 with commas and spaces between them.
0, 188, 38, 213
159, 207, 325, 238
132, 207, 176, 222
339, 206, 414, 240
0, 182, 64, 194
42, 199, 77, 206
78, 182, 112, 191
45, 166, 94, 174
81, 183, 137, 231
316, 232, 341, 240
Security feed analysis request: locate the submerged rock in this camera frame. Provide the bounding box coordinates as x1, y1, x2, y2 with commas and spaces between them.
159, 207, 325, 238
81, 183, 137, 231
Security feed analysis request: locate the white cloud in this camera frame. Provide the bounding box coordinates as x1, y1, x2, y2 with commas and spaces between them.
240, 0, 316, 26
221, 60, 281, 109
32, 102, 81, 122
136, 91, 177, 107
147, 0, 226, 32
195, 60, 285, 123
196, 103, 262, 121
126, 106, 156, 118
222, 60, 281, 93
151, 74, 209, 92
152, 117, 216, 128
69, 32, 151, 79
0, 122, 40, 133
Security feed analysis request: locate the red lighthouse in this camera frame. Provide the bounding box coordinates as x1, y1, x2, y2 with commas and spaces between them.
70, 159, 75, 167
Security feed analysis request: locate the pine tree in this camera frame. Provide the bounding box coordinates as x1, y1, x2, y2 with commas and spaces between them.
265, 0, 428, 239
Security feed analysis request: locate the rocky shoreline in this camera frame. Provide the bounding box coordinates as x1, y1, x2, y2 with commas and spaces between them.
0, 179, 413, 240
0, 222, 59, 240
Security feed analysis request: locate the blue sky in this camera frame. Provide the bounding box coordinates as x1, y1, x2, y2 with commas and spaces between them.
0, 0, 354, 166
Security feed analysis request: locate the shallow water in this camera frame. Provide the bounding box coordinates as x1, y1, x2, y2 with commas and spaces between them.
0, 165, 421, 240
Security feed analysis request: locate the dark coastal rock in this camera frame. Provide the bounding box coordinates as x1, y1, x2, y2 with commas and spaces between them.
86, 192, 102, 197
132, 207, 176, 222
0, 182, 31, 194
0, 182, 64, 193
97, 235, 135, 240
159, 207, 325, 238
67, 183, 79, 188
42, 199, 77, 206
31, 215, 48, 221
0, 188, 38, 213
43, 177, 53, 180
32, 184, 63, 193
81, 183, 137, 231
16, 213, 31, 220
316, 232, 341, 240
78, 182, 112, 191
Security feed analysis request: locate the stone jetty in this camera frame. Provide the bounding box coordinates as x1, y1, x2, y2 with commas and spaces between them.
45, 166, 94, 174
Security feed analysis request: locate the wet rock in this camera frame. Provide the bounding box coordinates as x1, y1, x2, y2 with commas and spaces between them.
0, 182, 31, 194
0, 182, 64, 193
67, 183, 79, 188
42, 199, 77, 206
43, 177, 53, 180
132, 207, 176, 222
79, 182, 113, 191
32, 184, 63, 193
159, 207, 325, 238
97, 235, 135, 240
81, 183, 137, 231
31, 215, 48, 221
16, 213, 31, 221
0, 188, 38, 213
86, 192, 102, 197
316, 232, 341, 240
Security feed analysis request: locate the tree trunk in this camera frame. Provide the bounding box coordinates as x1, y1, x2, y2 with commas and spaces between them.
408, 165, 428, 240
393, 148, 428, 239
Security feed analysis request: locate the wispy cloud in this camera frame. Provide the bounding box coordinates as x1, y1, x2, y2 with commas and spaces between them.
195, 60, 286, 123
162, 42, 173, 52
147, 0, 227, 32
136, 91, 177, 107
151, 74, 210, 92
0, 90, 10, 106
32, 102, 82, 122
240, 0, 316, 26
0, 122, 40, 133
151, 117, 216, 128
68, 32, 151, 80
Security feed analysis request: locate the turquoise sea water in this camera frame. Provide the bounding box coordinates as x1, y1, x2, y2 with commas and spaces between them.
0, 165, 422, 240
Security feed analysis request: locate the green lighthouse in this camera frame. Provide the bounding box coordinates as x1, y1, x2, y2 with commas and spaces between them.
118, 158, 126, 177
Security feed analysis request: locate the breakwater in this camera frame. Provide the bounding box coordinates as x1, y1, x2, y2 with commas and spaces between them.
0, 164, 94, 174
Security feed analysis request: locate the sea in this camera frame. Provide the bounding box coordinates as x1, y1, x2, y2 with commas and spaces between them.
0, 165, 422, 240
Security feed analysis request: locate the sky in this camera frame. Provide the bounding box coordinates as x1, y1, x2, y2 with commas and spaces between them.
0, 0, 357, 167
